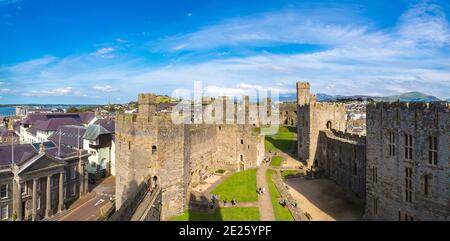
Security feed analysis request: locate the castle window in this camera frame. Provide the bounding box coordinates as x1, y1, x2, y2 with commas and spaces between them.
372, 166, 377, 184
422, 175, 431, 197
248, 145, 250, 149
405, 167, 413, 203
218, 126, 222, 131
404, 133, 413, 160
388, 130, 396, 156
152, 145, 157, 155
372, 196, 378, 215
240, 155, 244, 161
241, 139, 244, 145
428, 136, 438, 165
326, 121, 332, 130
128, 141, 131, 150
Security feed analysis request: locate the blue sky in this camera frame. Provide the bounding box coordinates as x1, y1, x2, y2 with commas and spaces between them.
0, 0, 449, 104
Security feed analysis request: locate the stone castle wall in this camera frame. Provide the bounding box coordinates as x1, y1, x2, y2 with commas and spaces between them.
296, 82, 347, 167
279, 103, 297, 126
317, 129, 366, 199
115, 94, 264, 219
365, 102, 449, 221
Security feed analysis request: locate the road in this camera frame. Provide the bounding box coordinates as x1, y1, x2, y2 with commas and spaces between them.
59, 176, 115, 221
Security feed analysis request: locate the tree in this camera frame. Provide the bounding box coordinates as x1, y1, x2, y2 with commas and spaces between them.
66, 107, 79, 113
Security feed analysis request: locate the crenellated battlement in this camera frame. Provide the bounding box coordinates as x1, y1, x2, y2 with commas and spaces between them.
367, 101, 449, 111
138, 93, 157, 105
326, 129, 366, 144
296, 81, 310, 89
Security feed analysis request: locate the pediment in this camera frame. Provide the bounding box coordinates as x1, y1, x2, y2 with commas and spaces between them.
18, 154, 66, 174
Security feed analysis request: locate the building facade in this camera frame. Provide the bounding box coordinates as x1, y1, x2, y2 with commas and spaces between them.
0, 142, 89, 221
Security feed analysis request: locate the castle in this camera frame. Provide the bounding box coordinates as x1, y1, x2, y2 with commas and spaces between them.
114, 94, 265, 219
297, 82, 449, 220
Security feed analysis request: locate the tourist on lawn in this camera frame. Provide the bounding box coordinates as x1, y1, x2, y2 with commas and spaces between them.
223, 198, 227, 206
262, 187, 266, 194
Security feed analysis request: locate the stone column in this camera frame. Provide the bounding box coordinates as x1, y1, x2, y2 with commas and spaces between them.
45, 175, 51, 218
58, 171, 64, 212
13, 180, 23, 221
32, 179, 37, 221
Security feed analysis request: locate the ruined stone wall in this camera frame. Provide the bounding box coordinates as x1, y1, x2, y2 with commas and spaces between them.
280, 103, 297, 126
115, 93, 264, 220
365, 102, 449, 221
317, 130, 366, 199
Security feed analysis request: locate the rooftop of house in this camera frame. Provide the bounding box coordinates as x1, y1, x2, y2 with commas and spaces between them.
83, 124, 110, 141
0, 141, 79, 167
48, 125, 87, 149
20, 112, 95, 126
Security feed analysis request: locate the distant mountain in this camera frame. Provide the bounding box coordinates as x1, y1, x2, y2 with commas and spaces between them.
279, 91, 442, 103
374, 92, 441, 102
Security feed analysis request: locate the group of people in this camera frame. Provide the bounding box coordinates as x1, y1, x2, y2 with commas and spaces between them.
223, 198, 237, 207
209, 195, 238, 209
279, 198, 299, 209
257, 187, 266, 195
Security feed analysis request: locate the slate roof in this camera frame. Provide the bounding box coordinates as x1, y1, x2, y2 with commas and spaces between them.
94, 118, 115, 133
83, 124, 110, 141
0, 141, 79, 167
32, 118, 82, 131
48, 125, 87, 148
20, 112, 95, 126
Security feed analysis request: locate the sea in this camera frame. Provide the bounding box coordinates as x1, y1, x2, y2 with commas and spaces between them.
0, 107, 16, 117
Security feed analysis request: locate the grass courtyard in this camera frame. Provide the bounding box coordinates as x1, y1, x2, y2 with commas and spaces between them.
210, 168, 258, 202
266, 170, 295, 221
168, 207, 260, 221
263, 126, 297, 153
270, 156, 283, 167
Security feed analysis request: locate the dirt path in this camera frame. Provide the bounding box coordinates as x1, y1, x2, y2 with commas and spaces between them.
256, 163, 275, 221
284, 177, 364, 221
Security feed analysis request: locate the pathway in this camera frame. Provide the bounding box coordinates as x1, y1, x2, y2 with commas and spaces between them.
256, 163, 275, 221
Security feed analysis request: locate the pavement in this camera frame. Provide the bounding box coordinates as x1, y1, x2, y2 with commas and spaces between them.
58, 176, 115, 221
256, 163, 276, 221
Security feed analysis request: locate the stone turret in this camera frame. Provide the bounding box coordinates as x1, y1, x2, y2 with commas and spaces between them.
297, 82, 311, 106
138, 93, 156, 118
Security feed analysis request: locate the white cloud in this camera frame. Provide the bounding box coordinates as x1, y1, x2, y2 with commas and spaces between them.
22, 87, 85, 97
92, 85, 118, 92
1, 1, 449, 102
92, 47, 115, 58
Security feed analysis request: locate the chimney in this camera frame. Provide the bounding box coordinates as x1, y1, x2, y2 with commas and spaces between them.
39, 143, 46, 154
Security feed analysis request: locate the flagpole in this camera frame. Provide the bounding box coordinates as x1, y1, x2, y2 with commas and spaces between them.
58, 128, 61, 157
11, 132, 14, 166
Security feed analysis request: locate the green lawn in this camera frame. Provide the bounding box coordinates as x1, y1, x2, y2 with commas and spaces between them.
281, 170, 301, 178
168, 207, 260, 221
270, 156, 283, 167
264, 126, 297, 152
266, 170, 295, 221
211, 169, 258, 202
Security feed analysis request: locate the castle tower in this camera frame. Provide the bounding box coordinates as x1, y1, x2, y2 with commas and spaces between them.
243, 96, 250, 124
297, 82, 310, 106
138, 93, 156, 118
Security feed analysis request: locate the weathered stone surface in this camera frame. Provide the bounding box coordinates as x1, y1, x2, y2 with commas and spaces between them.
115, 94, 264, 220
